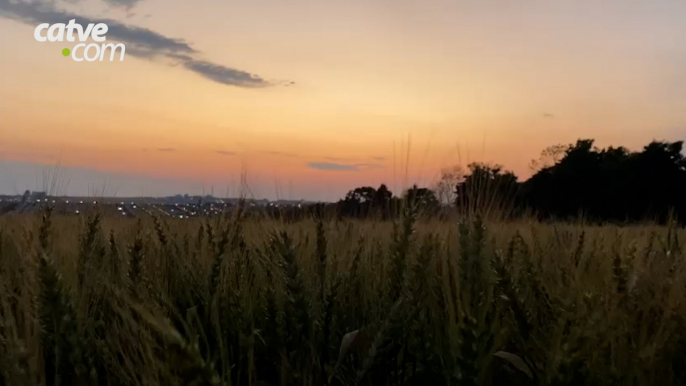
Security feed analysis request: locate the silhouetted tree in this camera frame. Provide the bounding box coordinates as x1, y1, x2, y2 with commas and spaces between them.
433, 166, 464, 205
454, 163, 519, 216
529, 144, 568, 172
521, 139, 686, 222
404, 185, 439, 214
374, 184, 393, 219
319, 138, 686, 223
338, 184, 397, 218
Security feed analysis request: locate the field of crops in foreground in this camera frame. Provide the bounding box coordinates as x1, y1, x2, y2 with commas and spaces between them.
1, 207, 686, 386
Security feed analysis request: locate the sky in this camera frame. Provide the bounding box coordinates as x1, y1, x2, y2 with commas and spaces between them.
1, 0, 685, 201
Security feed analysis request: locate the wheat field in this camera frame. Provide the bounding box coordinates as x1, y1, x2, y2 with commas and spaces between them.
1, 205, 685, 385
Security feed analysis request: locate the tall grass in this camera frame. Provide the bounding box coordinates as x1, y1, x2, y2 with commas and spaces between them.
1, 208, 686, 385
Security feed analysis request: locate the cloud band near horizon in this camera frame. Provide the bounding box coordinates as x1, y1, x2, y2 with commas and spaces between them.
307, 162, 383, 171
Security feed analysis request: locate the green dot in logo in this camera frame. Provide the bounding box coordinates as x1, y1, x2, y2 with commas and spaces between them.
62, 48, 71, 57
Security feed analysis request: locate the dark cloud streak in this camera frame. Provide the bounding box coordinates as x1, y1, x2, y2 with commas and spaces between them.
0, 0, 281, 88
184, 60, 268, 88
0, 0, 193, 53
308, 162, 358, 171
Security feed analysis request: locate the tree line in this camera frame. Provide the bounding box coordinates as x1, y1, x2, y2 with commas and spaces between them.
320, 139, 686, 223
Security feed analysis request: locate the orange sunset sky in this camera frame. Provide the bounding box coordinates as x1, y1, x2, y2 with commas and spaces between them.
1, 0, 685, 201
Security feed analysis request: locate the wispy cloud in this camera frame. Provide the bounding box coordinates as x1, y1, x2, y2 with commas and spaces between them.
0, 0, 286, 88
543, 113, 555, 118
157, 148, 176, 152
371, 156, 386, 161
307, 162, 383, 172
0, 0, 193, 53
102, 0, 142, 9
215, 150, 235, 156
184, 60, 268, 88
308, 162, 357, 171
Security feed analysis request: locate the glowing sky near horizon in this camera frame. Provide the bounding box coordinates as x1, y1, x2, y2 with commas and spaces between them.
1, 0, 685, 200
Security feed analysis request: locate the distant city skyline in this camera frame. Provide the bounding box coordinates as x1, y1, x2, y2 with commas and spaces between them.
2, 0, 686, 201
